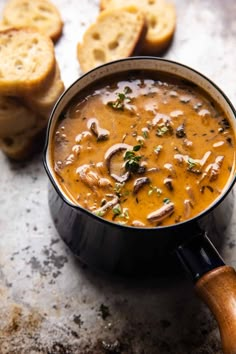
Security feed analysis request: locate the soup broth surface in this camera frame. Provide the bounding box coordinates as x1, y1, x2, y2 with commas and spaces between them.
51, 72, 235, 227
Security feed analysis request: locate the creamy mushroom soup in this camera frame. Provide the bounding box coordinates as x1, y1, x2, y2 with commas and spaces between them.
51, 72, 236, 227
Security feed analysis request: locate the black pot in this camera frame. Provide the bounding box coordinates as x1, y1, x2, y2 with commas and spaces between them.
44, 58, 236, 353
43, 57, 236, 276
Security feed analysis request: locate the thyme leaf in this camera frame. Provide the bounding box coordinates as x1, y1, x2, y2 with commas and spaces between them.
124, 145, 142, 173
107, 86, 132, 110
133, 144, 141, 152
148, 185, 162, 196
114, 182, 125, 195
96, 210, 106, 217
187, 158, 202, 174
156, 123, 173, 137
187, 157, 197, 170
112, 204, 122, 216
154, 145, 162, 154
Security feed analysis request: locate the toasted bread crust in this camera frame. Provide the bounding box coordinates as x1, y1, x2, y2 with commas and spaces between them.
23, 62, 65, 119
0, 28, 55, 96
77, 6, 147, 73
2, 0, 63, 42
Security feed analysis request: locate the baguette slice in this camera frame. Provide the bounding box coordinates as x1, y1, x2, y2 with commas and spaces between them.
100, 0, 176, 54
23, 62, 65, 119
0, 28, 55, 96
77, 6, 147, 73
0, 118, 48, 161
0, 21, 11, 31
2, 0, 63, 42
0, 96, 37, 138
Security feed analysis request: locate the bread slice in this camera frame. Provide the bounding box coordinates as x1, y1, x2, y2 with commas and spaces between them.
77, 6, 147, 73
0, 28, 55, 96
2, 0, 63, 42
99, 0, 176, 54
0, 96, 37, 138
0, 21, 11, 31
23, 62, 65, 119
0, 117, 48, 161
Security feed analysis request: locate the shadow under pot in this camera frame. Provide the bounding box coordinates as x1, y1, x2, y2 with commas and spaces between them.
44, 57, 236, 354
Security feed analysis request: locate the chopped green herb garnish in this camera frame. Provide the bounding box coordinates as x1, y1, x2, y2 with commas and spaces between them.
142, 130, 148, 139
120, 208, 129, 220
163, 198, 171, 204
114, 183, 129, 198
112, 204, 129, 220
96, 210, 105, 217
107, 86, 132, 110
154, 145, 162, 154
148, 185, 162, 196
156, 123, 173, 137
187, 158, 202, 174
156, 125, 169, 136
124, 146, 142, 173
114, 182, 125, 194
112, 204, 122, 216
133, 144, 141, 151
187, 157, 198, 170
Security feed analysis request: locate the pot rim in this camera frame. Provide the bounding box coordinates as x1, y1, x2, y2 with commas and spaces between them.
43, 56, 236, 231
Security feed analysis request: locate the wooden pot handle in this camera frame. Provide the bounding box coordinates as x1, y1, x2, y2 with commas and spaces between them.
195, 266, 236, 354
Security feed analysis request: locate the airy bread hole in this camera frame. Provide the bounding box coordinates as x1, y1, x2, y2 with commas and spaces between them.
150, 17, 157, 28
92, 32, 100, 40
15, 59, 23, 70
108, 40, 119, 50
32, 38, 39, 45
34, 15, 47, 22
127, 7, 138, 14
148, 0, 155, 4
38, 5, 51, 14
93, 49, 105, 62
21, 1, 29, 10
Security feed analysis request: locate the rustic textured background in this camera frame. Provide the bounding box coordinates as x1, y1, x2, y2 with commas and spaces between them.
0, 0, 236, 353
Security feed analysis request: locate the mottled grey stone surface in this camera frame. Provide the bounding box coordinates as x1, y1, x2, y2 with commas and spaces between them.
0, 0, 236, 353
